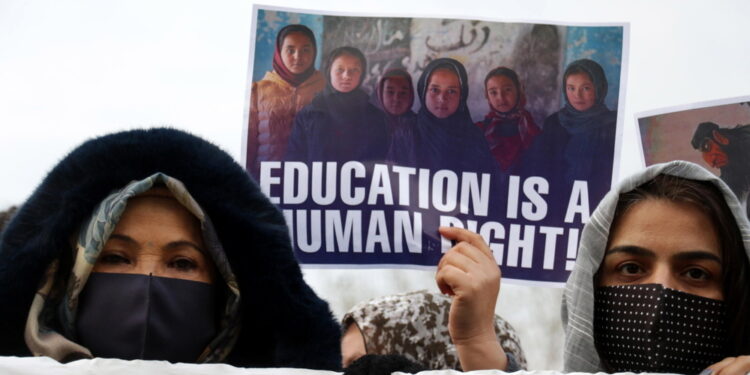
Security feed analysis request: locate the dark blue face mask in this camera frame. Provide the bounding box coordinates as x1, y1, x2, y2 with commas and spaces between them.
75, 273, 218, 363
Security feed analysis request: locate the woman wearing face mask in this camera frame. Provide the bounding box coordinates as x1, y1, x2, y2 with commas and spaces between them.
564, 160, 750, 375
247, 24, 324, 176
394, 58, 494, 174
476, 67, 540, 174
0, 128, 342, 369
285, 46, 387, 163
528, 58, 617, 205
437, 161, 750, 374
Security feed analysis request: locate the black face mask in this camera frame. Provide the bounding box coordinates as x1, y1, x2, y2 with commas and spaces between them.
594, 284, 728, 375
75, 273, 217, 363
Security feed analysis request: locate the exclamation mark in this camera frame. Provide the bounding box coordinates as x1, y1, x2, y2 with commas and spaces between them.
566, 228, 580, 271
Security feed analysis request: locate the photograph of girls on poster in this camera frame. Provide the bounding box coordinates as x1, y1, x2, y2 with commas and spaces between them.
243, 6, 625, 284
638, 97, 750, 218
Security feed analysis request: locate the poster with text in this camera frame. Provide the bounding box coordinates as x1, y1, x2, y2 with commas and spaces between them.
242, 5, 627, 285
637, 96, 750, 217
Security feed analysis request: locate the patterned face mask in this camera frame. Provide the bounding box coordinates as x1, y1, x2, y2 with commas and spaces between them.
594, 284, 728, 375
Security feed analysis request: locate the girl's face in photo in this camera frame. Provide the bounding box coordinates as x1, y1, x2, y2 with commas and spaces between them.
485, 75, 518, 113
330, 54, 363, 93
565, 72, 597, 112
599, 198, 723, 300
280, 32, 315, 75
382, 76, 412, 116
425, 68, 460, 119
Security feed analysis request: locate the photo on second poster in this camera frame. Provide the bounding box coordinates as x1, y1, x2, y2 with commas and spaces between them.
637, 96, 750, 216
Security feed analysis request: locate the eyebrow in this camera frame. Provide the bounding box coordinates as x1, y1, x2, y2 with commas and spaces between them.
671, 250, 722, 264
605, 245, 721, 264
164, 240, 205, 254
108, 234, 204, 254
605, 245, 656, 258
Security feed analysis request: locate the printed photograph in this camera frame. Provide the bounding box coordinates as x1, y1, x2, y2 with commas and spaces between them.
243, 6, 626, 284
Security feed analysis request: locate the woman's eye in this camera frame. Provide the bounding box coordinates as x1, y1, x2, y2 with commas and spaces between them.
685, 268, 709, 281
99, 253, 130, 265
618, 263, 643, 275
170, 257, 198, 272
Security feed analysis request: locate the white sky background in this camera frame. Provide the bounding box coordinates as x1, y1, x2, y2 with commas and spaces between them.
1, 0, 750, 370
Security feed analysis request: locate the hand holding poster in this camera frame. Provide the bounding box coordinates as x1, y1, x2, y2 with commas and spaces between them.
243, 5, 626, 285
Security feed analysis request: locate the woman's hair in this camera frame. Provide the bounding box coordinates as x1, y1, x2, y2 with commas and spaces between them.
610, 174, 750, 355
324, 46, 367, 89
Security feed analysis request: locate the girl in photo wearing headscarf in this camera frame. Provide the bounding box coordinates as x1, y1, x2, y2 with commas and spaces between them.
395, 58, 494, 173
0, 128, 342, 369
285, 46, 387, 163
476, 67, 540, 174
531, 58, 617, 203
247, 24, 324, 176
376, 69, 417, 163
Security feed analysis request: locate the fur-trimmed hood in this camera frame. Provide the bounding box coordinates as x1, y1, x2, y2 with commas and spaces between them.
0, 128, 341, 369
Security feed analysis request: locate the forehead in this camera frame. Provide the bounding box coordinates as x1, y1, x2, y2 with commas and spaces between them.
486, 75, 516, 88
332, 53, 361, 67
428, 68, 459, 86
117, 194, 200, 233
607, 198, 721, 259
565, 72, 593, 85
281, 31, 313, 46
383, 76, 410, 89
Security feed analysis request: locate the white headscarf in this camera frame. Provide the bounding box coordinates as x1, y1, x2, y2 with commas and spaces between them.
561, 160, 750, 372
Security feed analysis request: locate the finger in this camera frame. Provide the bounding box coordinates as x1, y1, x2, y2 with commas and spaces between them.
436, 264, 471, 296
440, 247, 478, 274
712, 356, 750, 375
707, 357, 736, 375
452, 240, 495, 266
439, 226, 494, 261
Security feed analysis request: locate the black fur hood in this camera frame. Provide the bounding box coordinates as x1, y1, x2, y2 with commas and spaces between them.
0, 128, 341, 369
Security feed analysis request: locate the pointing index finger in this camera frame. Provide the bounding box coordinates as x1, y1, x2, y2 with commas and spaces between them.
438, 226, 494, 261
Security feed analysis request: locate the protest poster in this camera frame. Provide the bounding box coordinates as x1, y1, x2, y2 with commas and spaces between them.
637, 96, 750, 217
242, 5, 626, 285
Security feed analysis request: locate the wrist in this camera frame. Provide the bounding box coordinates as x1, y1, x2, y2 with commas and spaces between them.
454, 332, 507, 371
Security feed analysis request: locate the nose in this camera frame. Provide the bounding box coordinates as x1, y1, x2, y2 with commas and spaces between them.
642, 265, 678, 290
132, 258, 162, 277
